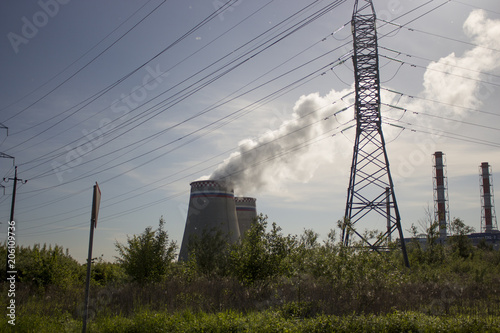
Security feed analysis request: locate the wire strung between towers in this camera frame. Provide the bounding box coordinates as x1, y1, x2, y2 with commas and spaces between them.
0, 0, 163, 120
19, 113, 356, 236
12, 0, 350, 169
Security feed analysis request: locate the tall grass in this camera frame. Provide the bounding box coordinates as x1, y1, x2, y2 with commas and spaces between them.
1, 223, 499, 331
2, 308, 499, 332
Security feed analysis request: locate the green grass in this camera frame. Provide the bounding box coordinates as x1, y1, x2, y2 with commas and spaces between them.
1, 226, 499, 332
1, 309, 499, 332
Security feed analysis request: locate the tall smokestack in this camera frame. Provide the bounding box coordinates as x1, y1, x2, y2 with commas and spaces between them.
480, 162, 498, 233
433, 152, 449, 240
178, 180, 240, 261
235, 197, 257, 237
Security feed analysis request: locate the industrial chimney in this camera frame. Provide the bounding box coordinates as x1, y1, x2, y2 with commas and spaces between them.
178, 180, 241, 261
479, 162, 498, 233
433, 152, 449, 241
235, 197, 257, 237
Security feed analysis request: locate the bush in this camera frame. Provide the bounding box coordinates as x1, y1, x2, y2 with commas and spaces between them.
229, 214, 297, 285
115, 216, 177, 283
187, 227, 231, 277
448, 217, 475, 259
0, 243, 83, 288
91, 257, 127, 285
3, 214, 500, 330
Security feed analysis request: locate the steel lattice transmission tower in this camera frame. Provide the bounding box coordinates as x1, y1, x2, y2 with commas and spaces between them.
342, 0, 409, 267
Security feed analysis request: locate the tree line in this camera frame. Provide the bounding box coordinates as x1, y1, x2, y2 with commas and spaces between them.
0, 214, 499, 321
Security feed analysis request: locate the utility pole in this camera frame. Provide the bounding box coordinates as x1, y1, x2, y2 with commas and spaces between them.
4, 166, 27, 224
82, 182, 101, 333
3, 166, 27, 274
342, 0, 409, 267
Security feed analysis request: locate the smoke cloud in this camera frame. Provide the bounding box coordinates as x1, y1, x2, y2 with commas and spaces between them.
209, 9, 500, 194
408, 10, 500, 116
209, 88, 354, 194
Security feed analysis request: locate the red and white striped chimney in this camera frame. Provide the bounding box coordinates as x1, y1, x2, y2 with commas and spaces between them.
480, 162, 498, 233
433, 152, 449, 240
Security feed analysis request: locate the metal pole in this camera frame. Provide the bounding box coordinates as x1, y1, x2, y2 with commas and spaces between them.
4, 167, 17, 275
82, 183, 99, 332
9, 166, 18, 224
82, 217, 95, 333
4, 166, 26, 274
386, 187, 391, 243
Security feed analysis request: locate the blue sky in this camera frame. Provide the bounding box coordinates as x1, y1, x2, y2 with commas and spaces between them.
1, 0, 499, 262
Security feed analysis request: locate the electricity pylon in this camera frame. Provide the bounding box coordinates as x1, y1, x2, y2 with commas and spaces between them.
342, 0, 409, 267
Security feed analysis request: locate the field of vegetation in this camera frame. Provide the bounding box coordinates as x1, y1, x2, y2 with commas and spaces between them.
1, 215, 499, 332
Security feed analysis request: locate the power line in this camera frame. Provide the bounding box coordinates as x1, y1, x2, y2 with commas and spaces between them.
8, 0, 446, 231
381, 87, 500, 118
377, 0, 451, 40
449, 0, 500, 16
2, 0, 168, 126
0, 0, 160, 118
14, 0, 431, 176
24, 46, 350, 184
377, 18, 500, 53
18, 57, 349, 205
12, 0, 281, 165
8, 0, 485, 243
379, 54, 500, 88
14, 0, 349, 169
383, 116, 500, 148
12, 0, 282, 165
3, 0, 240, 150
13, 0, 280, 158
379, 46, 500, 81
17, 91, 354, 229
17, 1, 352, 181
9, 18, 356, 226
381, 102, 500, 132
20, 119, 355, 236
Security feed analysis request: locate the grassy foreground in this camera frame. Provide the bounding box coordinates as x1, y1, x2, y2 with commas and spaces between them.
1, 309, 500, 333
1, 217, 499, 332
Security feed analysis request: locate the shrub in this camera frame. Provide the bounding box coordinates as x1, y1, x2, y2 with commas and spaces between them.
187, 227, 231, 277
91, 257, 127, 285
115, 216, 177, 283
0, 243, 83, 288
229, 214, 297, 285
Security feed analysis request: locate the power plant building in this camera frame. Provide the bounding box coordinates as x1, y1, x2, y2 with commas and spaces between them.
178, 180, 241, 261
406, 157, 499, 250
235, 197, 257, 237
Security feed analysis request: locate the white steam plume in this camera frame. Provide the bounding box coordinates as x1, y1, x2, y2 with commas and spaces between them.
406, 10, 500, 116
209, 9, 500, 194
209, 88, 354, 194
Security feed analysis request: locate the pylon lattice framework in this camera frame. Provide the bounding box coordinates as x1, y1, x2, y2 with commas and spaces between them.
342, 0, 409, 267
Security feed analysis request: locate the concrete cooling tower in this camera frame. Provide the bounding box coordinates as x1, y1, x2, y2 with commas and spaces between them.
178, 180, 241, 261
235, 197, 257, 237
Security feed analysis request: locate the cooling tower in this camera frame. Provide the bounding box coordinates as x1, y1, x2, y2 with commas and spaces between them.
235, 197, 257, 237
178, 180, 240, 261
